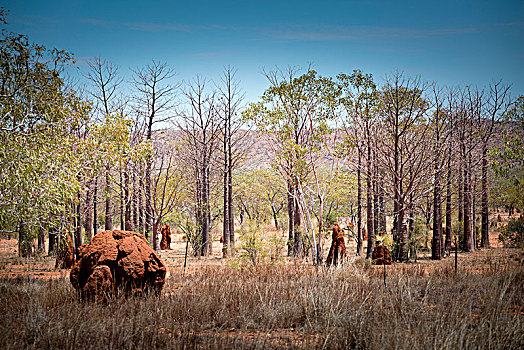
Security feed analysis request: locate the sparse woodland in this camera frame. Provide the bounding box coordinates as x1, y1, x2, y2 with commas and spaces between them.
1, 8, 524, 349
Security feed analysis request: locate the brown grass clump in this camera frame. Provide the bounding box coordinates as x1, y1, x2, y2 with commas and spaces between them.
1, 253, 523, 349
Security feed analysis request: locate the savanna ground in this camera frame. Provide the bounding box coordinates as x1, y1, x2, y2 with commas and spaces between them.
1, 226, 523, 349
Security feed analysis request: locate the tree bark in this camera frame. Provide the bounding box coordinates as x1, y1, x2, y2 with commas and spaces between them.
85, 180, 94, 242
138, 172, 144, 235
74, 191, 83, 251
222, 149, 231, 257
458, 162, 464, 223
93, 176, 98, 236
18, 220, 31, 257
432, 167, 442, 260
463, 163, 474, 252
293, 192, 302, 257
444, 159, 453, 256
132, 171, 139, 230
124, 167, 132, 231
366, 147, 374, 259
356, 151, 363, 256
287, 181, 295, 256
37, 227, 45, 253
119, 169, 124, 230
104, 166, 113, 230
480, 147, 490, 248
48, 226, 57, 255
145, 160, 152, 241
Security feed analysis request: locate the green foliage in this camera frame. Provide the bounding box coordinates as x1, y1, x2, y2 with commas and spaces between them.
499, 217, 524, 248
490, 95, 524, 211
375, 234, 393, 251
243, 68, 341, 187
0, 17, 91, 239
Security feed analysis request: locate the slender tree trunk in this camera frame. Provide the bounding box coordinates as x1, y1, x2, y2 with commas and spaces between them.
472, 172, 477, 249
293, 190, 302, 257
119, 169, 124, 230
37, 227, 45, 253
432, 131, 442, 260
398, 200, 409, 262
145, 160, 152, 241
74, 191, 83, 251
228, 160, 234, 251
445, 158, 453, 256
132, 171, 139, 230
124, 167, 132, 231
373, 174, 379, 235
222, 146, 231, 257
356, 151, 363, 256
85, 180, 94, 242
463, 163, 474, 252
432, 167, 442, 260
271, 203, 280, 230
93, 176, 98, 235
152, 220, 159, 251
18, 219, 31, 257
48, 226, 56, 255
138, 173, 144, 235
458, 162, 464, 223
378, 176, 386, 233
287, 181, 295, 256
200, 159, 211, 256
366, 148, 374, 259
105, 166, 113, 230
481, 147, 490, 248
392, 134, 400, 260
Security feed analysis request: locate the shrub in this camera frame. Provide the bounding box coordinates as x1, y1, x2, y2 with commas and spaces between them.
232, 225, 286, 270
499, 216, 524, 248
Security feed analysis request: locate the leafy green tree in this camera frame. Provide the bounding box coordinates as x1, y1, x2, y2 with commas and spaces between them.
244, 67, 340, 263
0, 13, 90, 255
491, 95, 524, 213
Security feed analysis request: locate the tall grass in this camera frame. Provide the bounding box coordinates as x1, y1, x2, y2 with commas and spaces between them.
1, 262, 523, 349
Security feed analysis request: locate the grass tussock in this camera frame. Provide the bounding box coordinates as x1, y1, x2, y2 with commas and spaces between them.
0, 262, 523, 349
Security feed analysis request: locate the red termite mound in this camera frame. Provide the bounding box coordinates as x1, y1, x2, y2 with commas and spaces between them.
160, 224, 172, 250
372, 245, 392, 265
326, 223, 347, 266
70, 230, 166, 302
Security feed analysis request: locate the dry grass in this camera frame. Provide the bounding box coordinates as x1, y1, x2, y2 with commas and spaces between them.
1, 248, 523, 349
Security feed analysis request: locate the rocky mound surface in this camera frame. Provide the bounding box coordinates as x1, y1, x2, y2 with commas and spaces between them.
70, 230, 166, 302
326, 223, 347, 266
372, 245, 392, 265
160, 224, 172, 250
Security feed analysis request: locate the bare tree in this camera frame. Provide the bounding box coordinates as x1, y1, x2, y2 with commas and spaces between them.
150, 140, 185, 250
178, 77, 221, 256
132, 60, 178, 244
216, 66, 245, 257
479, 81, 511, 247
84, 57, 124, 232
339, 70, 378, 257
429, 84, 451, 260
376, 72, 430, 262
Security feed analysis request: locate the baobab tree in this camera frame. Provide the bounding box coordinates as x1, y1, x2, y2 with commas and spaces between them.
178, 76, 221, 256
375, 72, 430, 262
132, 60, 178, 243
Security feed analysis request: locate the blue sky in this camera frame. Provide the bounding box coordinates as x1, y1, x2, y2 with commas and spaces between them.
4, 0, 524, 102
